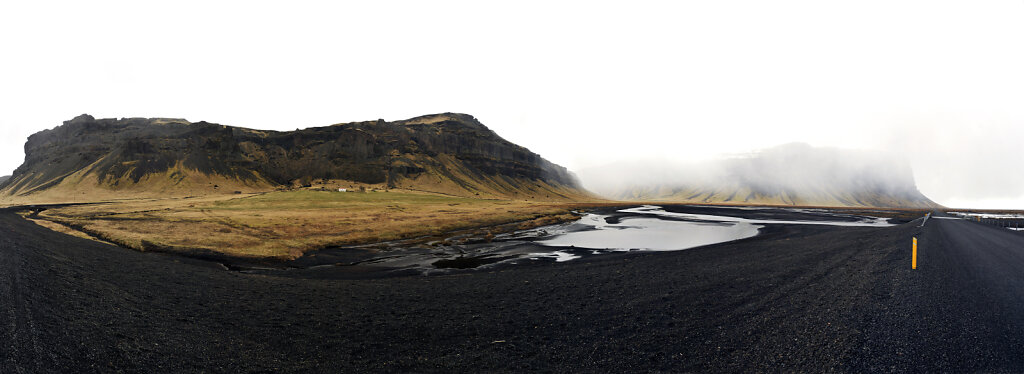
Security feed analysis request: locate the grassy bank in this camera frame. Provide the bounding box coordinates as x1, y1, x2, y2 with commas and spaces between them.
25, 190, 931, 261
34, 190, 580, 259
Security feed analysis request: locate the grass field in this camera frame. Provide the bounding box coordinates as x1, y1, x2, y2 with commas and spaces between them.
20, 188, 939, 261
33, 190, 580, 259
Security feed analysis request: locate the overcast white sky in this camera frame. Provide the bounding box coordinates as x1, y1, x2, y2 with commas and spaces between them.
2, 1, 1023, 209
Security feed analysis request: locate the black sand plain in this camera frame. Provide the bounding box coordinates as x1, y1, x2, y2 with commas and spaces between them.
3, 206, 1024, 372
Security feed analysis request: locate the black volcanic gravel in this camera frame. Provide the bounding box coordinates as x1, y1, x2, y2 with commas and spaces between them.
4, 208, 1023, 372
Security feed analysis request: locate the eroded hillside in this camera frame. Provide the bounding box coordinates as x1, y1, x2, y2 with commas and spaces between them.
0, 113, 588, 203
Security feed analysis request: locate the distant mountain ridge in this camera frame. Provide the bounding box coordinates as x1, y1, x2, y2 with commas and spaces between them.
582, 143, 940, 209
0, 176, 9, 185
0, 113, 587, 203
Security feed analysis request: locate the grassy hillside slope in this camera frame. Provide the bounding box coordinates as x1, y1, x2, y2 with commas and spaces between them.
0, 113, 591, 204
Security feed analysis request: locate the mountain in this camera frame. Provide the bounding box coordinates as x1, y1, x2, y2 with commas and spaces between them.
580, 143, 940, 209
0, 113, 587, 203
0, 176, 9, 185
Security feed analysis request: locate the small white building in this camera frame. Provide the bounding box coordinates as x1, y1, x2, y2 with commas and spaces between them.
338, 188, 347, 192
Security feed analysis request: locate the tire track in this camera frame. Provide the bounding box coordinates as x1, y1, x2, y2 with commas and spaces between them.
0, 236, 43, 373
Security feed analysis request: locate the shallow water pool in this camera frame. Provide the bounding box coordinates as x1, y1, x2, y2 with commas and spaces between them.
536, 214, 762, 251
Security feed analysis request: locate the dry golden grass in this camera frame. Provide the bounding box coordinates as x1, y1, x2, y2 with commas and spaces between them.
0, 162, 273, 206
35, 190, 581, 260
19, 186, 929, 261
17, 211, 114, 244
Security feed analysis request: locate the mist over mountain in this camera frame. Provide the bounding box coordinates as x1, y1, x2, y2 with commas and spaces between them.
0, 113, 586, 203
578, 143, 940, 208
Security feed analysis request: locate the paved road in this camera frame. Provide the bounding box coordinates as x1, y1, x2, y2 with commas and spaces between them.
2, 208, 1024, 372
860, 213, 1024, 372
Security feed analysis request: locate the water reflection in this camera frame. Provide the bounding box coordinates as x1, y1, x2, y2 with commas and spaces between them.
277, 205, 900, 276
536, 214, 761, 251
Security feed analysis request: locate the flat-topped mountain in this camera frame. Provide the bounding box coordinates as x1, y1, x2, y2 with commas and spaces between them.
0, 113, 587, 202
581, 143, 940, 209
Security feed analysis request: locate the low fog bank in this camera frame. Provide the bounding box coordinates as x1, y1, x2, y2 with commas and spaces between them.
887, 122, 1024, 210
577, 143, 928, 204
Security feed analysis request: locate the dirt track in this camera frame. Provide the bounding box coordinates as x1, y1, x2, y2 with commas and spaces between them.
3, 207, 1023, 372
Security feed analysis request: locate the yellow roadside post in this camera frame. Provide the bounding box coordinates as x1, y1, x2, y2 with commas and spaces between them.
912, 237, 918, 269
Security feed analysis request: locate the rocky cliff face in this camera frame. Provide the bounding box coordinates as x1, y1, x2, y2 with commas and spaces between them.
582, 143, 940, 209
1, 113, 585, 201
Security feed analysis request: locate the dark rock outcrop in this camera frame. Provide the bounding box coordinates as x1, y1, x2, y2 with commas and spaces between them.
1, 113, 584, 199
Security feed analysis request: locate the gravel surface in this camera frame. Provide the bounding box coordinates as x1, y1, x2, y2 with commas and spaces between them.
2, 208, 1023, 372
